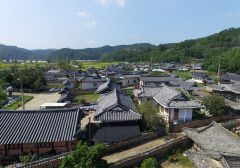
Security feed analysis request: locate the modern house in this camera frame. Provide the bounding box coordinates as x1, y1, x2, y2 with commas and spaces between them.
91, 89, 142, 144
0, 108, 83, 157
183, 121, 240, 168
95, 79, 120, 94
153, 85, 203, 123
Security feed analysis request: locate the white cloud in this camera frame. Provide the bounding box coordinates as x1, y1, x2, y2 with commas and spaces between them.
96, 0, 108, 5
224, 12, 234, 16
85, 21, 98, 28
77, 11, 91, 18
96, 0, 126, 7
115, 0, 126, 7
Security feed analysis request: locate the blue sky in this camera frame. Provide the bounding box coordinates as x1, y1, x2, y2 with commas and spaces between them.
0, 0, 239, 49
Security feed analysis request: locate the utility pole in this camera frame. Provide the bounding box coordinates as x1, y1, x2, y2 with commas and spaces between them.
217, 61, 221, 86
14, 55, 17, 74
20, 74, 25, 110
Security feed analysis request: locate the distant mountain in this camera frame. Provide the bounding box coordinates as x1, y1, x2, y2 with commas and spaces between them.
0, 44, 55, 60
0, 43, 154, 61
101, 27, 240, 73
46, 43, 155, 62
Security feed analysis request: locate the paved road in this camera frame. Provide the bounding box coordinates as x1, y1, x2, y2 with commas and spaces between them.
103, 132, 186, 164
14, 92, 60, 110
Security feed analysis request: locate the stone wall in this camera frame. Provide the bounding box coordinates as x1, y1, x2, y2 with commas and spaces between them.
172, 113, 233, 132
107, 130, 159, 153
109, 136, 192, 168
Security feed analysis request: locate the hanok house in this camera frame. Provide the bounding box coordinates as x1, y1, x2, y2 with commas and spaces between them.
0, 108, 83, 158
219, 72, 240, 83
192, 73, 215, 84
153, 85, 203, 123
139, 76, 175, 87
95, 79, 120, 94
133, 85, 163, 104
79, 77, 107, 90
91, 89, 142, 144
117, 74, 140, 88
183, 121, 240, 168
169, 78, 202, 94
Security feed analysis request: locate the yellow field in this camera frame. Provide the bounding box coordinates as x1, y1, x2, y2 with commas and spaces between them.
81, 61, 119, 69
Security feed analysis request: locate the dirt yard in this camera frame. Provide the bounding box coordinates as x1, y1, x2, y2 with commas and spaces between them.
14, 92, 61, 110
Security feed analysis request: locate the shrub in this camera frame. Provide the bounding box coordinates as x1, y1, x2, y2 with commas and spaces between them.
141, 158, 158, 168
203, 93, 226, 116
80, 98, 86, 104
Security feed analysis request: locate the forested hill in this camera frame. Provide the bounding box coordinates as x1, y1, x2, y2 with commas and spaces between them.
0, 44, 55, 60
100, 28, 240, 73
46, 43, 154, 62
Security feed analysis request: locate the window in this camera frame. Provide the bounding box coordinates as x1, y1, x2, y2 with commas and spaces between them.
147, 98, 151, 101
8, 144, 20, 150
134, 80, 136, 83
71, 142, 76, 147
40, 142, 51, 148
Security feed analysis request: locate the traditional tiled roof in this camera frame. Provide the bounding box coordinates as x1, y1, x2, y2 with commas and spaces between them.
220, 73, 240, 82
81, 77, 107, 82
153, 85, 202, 108
140, 76, 174, 82
94, 89, 141, 122
207, 83, 240, 94
186, 151, 223, 168
95, 80, 120, 94
91, 123, 140, 143
133, 85, 163, 98
0, 108, 82, 145
183, 121, 240, 156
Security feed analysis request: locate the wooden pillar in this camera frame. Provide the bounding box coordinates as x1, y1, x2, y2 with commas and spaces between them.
51, 142, 54, 151
66, 142, 69, 152
4, 145, 8, 155
21, 144, 23, 153
36, 143, 39, 155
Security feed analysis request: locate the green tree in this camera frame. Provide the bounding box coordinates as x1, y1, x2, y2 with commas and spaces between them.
141, 158, 158, 168
0, 89, 8, 108
61, 141, 108, 168
138, 103, 165, 130
203, 93, 226, 116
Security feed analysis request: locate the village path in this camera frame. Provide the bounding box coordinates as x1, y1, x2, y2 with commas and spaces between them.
14, 92, 60, 110
103, 132, 186, 164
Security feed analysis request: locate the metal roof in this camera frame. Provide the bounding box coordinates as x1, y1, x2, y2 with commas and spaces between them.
0, 108, 82, 145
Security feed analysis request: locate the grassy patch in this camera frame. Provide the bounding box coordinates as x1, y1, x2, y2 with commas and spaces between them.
197, 83, 206, 88
4, 96, 33, 110
81, 61, 119, 69
185, 93, 195, 100
167, 149, 194, 168
75, 94, 100, 104
173, 71, 192, 80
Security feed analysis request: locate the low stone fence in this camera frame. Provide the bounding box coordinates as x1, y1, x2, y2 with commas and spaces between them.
109, 136, 192, 168
16, 152, 72, 168
107, 130, 159, 153
173, 113, 233, 132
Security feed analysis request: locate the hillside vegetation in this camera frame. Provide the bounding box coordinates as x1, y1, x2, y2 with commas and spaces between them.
100, 28, 240, 73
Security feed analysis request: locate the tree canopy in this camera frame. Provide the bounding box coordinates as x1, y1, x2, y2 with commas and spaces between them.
203, 93, 226, 116
61, 141, 108, 168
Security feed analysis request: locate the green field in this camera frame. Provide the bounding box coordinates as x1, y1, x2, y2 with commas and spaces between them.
75, 94, 100, 104
4, 96, 33, 110
81, 61, 119, 69
0, 62, 50, 70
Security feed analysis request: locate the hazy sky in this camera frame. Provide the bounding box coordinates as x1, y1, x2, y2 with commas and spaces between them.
0, 0, 239, 49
